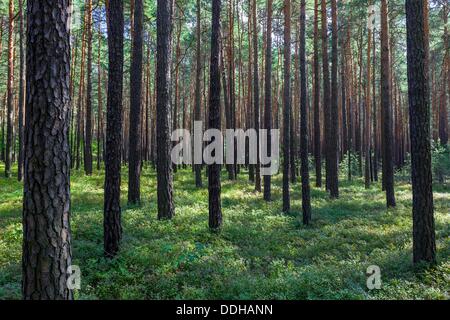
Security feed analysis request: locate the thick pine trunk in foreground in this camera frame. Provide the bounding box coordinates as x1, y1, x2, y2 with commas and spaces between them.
128, 0, 144, 205
23, 0, 73, 299
156, 0, 175, 220
300, 0, 312, 224
104, 0, 124, 258
380, 0, 396, 207
208, 0, 222, 231
406, 0, 436, 264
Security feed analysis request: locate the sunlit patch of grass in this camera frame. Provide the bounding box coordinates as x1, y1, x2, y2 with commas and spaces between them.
0, 163, 448, 300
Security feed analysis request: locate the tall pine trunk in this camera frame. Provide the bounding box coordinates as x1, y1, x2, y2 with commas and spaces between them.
156, 0, 175, 219
380, 0, 396, 207
282, 0, 291, 213
406, 0, 436, 264
208, 0, 222, 230
104, 0, 124, 258
23, 0, 73, 299
300, 0, 312, 224
128, 0, 144, 204
263, 0, 273, 201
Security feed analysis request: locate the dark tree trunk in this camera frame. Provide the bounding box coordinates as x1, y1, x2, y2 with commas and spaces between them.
282, 0, 291, 213
300, 0, 312, 224
104, 0, 124, 258
156, 0, 175, 219
439, 3, 448, 146
313, 0, 321, 188
321, 0, 331, 191
380, 0, 396, 207
252, 0, 261, 192
406, 0, 436, 264
208, 0, 222, 231
128, 0, 144, 205
18, 0, 25, 181
23, 0, 73, 299
97, 26, 103, 171
329, 0, 339, 198
5, 0, 14, 178
263, 0, 273, 201
194, 0, 202, 187
84, 0, 93, 175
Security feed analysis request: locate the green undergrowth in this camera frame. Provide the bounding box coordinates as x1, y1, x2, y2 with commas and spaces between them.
0, 164, 448, 300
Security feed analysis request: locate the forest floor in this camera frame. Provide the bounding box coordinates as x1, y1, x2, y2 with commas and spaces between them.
0, 164, 449, 300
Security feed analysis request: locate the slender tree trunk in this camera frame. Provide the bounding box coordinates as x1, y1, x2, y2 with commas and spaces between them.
439, 3, 448, 146
194, 0, 203, 187
84, 0, 93, 175
156, 0, 175, 219
282, 0, 291, 213
313, 0, 321, 188
97, 27, 103, 171
406, 0, 436, 264
380, 0, 396, 207
321, 0, 331, 191
252, 0, 261, 192
365, 20, 373, 189
128, 0, 144, 204
5, 0, 14, 178
104, 0, 124, 258
18, 0, 25, 181
208, 0, 222, 231
329, 0, 339, 198
263, 0, 273, 201
300, 0, 311, 224
23, 0, 73, 299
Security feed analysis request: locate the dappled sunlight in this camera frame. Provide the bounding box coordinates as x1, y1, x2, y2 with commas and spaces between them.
0, 164, 448, 299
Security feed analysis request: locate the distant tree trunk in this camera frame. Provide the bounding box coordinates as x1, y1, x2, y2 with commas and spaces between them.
300, 0, 311, 224
97, 26, 103, 171
406, 0, 436, 264
439, 3, 448, 146
5, 0, 14, 178
252, 0, 261, 192
128, 0, 144, 205
329, 0, 339, 198
282, 0, 291, 213
23, 0, 73, 299
365, 18, 373, 189
194, 0, 203, 187
263, 0, 273, 201
321, 0, 331, 191
84, 0, 93, 175
76, 14, 87, 170
208, 0, 222, 230
104, 0, 124, 258
380, 0, 396, 207
313, 0, 321, 188
372, 31, 378, 182
172, 7, 182, 174
156, 0, 175, 219
18, 0, 25, 181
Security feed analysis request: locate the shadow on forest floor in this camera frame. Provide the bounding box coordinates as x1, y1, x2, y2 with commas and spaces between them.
0, 164, 449, 300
